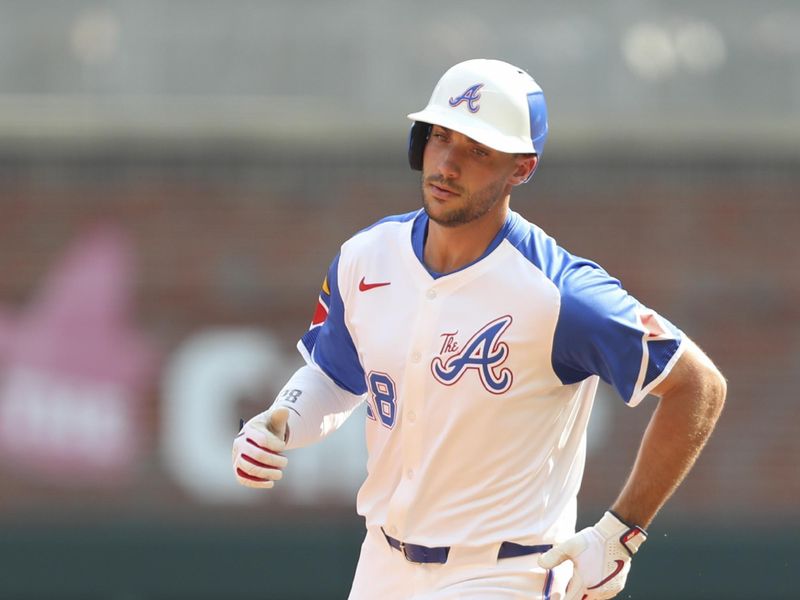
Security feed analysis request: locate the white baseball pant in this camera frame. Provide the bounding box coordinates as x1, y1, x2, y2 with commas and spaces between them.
348, 526, 571, 600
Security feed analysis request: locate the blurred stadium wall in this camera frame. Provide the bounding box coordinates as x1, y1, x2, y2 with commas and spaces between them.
0, 2, 798, 598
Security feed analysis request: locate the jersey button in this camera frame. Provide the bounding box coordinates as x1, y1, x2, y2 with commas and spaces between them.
426, 289, 437, 300
408, 411, 416, 423
411, 351, 421, 362
406, 469, 414, 479
388, 525, 398, 536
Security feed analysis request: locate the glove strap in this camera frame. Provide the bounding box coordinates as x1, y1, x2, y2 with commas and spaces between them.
605, 510, 648, 556
620, 525, 647, 555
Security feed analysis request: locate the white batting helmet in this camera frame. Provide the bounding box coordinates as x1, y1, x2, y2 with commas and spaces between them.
407, 59, 548, 175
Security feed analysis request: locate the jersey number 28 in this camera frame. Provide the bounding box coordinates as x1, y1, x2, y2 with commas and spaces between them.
366, 371, 397, 429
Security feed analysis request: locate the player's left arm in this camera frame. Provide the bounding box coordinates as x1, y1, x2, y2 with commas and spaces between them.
610, 335, 726, 528
540, 335, 726, 600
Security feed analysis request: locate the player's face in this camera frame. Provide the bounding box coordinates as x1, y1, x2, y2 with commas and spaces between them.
421, 126, 533, 228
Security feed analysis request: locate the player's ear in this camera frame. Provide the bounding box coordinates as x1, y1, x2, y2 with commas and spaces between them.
510, 154, 538, 186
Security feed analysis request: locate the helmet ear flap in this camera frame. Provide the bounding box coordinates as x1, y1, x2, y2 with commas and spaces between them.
408, 122, 432, 171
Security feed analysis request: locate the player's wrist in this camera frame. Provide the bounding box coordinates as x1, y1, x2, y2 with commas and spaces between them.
607, 509, 637, 529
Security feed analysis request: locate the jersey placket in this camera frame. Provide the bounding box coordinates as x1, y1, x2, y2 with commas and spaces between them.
383, 274, 448, 539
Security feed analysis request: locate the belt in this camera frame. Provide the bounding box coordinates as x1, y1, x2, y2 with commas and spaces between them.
382, 529, 552, 565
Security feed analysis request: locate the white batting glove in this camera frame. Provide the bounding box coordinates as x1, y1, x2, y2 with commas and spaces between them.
232, 406, 290, 489
538, 511, 647, 600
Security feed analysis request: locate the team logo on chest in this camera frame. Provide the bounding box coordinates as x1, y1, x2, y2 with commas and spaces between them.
431, 315, 514, 394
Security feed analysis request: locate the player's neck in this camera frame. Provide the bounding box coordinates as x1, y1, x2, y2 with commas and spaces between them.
424, 202, 509, 275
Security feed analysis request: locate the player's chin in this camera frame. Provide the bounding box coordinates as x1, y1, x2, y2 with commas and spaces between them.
423, 196, 457, 222
424, 204, 472, 228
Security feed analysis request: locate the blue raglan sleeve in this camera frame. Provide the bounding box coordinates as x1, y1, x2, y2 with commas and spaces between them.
298, 254, 367, 396
551, 263, 684, 406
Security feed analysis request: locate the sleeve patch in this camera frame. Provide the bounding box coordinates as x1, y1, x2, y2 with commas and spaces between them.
297, 254, 366, 396
310, 295, 329, 327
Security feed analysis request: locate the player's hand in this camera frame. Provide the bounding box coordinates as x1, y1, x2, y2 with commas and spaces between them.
232, 406, 290, 489
538, 511, 647, 600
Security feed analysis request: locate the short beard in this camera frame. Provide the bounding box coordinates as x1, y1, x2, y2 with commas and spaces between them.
421, 175, 507, 228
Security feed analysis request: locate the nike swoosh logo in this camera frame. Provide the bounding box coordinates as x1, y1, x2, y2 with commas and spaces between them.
359, 277, 391, 292
587, 560, 625, 590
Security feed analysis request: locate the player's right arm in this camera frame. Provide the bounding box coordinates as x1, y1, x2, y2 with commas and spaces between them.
232, 253, 367, 489
231, 365, 365, 488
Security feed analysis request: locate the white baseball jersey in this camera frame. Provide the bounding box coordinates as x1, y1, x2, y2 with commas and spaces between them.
295, 208, 684, 548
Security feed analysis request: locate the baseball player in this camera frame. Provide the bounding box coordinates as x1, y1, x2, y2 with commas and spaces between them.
232, 59, 726, 599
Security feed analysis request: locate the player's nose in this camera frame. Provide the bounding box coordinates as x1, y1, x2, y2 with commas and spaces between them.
434, 147, 461, 180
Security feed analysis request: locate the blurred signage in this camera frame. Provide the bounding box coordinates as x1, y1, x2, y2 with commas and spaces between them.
0, 226, 154, 484
0, 223, 367, 502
